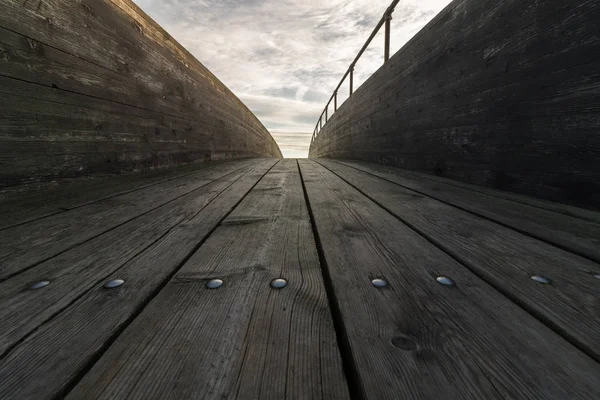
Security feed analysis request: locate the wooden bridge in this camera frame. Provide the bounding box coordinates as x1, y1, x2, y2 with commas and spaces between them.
1, 0, 599, 398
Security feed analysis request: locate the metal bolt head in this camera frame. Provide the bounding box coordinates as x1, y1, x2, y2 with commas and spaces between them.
30, 280, 50, 290
436, 276, 455, 286
270, 278, 288, 289
531, 275, 551, 284
104, 279, 124, 289
371, 278, 388, 288
206, 279, 224, 289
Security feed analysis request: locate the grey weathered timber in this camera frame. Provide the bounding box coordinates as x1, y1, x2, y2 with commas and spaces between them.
310, 0, 600, 208
299, 159, 600, 399
0, 160, 277, 400
60, 159, 348, 400
0, 159, 256, 280
0, 160, 271, 356
0, 159, 236, 231
337, 160, 600, 223
333, 159, 600, 263
0, 0, 281, 190
317, 158, 600, 361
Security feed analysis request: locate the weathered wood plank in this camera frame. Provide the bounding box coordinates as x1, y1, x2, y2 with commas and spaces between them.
0, 160, 233, 230
0, 160, 272, 356
317, 158, 600, 362
298, 159, 600, 399
0, 159, 257, 280
0, 0, 281, 188
334, 159, 600, 263
310, 0, 600, 208
0, 159, 278, 400
65, 159, 348, 400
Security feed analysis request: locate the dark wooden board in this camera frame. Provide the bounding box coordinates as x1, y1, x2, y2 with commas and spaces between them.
65, 159, 348, 400
334, 160, 600, 263
0, 0, 281, 188
298, 159, 600, 399
0, 159, 278, 400
0, 161, 271, 356
0, 159, 233, 231
0, 159, 256, 280
310, 0, 600, 208
317, 158, 600, 361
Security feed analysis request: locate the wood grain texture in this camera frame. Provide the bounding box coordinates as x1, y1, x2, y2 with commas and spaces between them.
65, 159, 348, 400
0, 159, 277, 400
334, 159, 600, 263
0, 159, 234, 231
317, 158, 600, 362
0, 159, 256, 280
0, 160, 269, 356
0, 0, 281, 190
309, 0, 600, 208
298, 159, 600, 399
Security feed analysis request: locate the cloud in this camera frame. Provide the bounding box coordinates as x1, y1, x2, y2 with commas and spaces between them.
135, 0, 452, 157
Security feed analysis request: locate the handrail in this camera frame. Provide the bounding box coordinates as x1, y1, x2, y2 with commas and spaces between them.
311, 0, 401, 143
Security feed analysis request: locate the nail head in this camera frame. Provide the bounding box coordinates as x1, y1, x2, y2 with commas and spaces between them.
436, 276, 455, 286
531, 275, 551, 284
30, 280, 50, 290
371, 278, 388, 288
206, 279, 224, 289
593, 273, 600, 280
104, 279, 124, 289
271, 278, 288, 289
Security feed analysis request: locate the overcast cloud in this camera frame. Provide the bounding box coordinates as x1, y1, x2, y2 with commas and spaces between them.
135, 0, 451, 157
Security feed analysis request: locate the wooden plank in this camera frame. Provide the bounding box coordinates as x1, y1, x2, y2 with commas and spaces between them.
0, 158, 257, 280
317, 158, 600, 361
309, 0, 600, 207
0, 159, 278, 400
66, 159, 348, 400
334, 159, 600, 263
298, 159, 600, 399
0, 160, 233, 231
0, 160, 272, 356
0, 0, 281, 187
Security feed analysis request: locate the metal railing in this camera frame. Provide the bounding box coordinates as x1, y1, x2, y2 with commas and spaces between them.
311, 0, 401, 143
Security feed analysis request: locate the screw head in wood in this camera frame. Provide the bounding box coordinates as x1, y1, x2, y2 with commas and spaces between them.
271, 278, 288, 289
436, 276, 455, 286
371, 278, 388, 288
531, 275, 551, 284
206, 279, 224, 289
30, 280, 50, 290
104, 279, 124, 289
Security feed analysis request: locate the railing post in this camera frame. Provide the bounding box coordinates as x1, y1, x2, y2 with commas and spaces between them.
349, 65, 354, 97
334, 91, 337, 111
384, 12, 392, 62
325, 106, 328, 123
319, 117, 322, 129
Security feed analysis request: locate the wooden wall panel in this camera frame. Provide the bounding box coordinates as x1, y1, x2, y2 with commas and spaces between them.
309, 0, 600, 209
0, 0, 281, 190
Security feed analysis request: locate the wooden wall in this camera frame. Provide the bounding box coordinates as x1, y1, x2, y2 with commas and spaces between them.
0, 0, 282, 190
309, 0, 600, 209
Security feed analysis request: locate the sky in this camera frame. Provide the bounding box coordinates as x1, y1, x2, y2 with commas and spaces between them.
135, 0, 452, 158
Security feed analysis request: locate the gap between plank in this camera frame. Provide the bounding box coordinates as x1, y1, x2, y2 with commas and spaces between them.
56, 160, 279, 400
0, 162, 253, 284
330, 159, 600, 265
296, 159, 366, 400
314, 159, 600, 365
0, 162, 261, 361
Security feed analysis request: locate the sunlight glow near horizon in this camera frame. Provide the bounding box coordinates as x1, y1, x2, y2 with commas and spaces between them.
135, 0, 452, 156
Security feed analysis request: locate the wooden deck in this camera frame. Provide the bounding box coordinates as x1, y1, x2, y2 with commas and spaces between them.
0, 158, 599, 399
